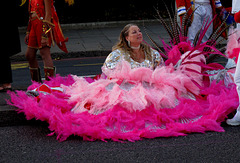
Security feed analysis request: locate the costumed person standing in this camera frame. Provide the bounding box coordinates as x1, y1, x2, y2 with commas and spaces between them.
231, 0, 240, 29
226, 8, 240, 126
0, 0, 21, 92
176, 0, 224, 43
21, 0, 69, 82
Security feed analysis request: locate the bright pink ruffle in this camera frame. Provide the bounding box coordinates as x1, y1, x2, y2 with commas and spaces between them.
8, 73, 238, 142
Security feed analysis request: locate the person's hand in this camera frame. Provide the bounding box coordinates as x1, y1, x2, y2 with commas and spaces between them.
41, 37, 48, 47
24, 33, 29, 45
216, 7, 223, 16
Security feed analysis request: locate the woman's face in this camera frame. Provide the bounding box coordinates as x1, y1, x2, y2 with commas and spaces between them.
126, 25, 143, 47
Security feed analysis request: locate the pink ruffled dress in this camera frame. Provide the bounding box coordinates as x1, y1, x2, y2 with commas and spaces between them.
9, 48, 238, 142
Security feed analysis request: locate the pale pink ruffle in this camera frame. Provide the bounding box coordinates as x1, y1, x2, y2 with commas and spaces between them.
8, 73, 238, 141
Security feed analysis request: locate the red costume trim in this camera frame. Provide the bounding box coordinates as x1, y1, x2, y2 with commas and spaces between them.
27, 0, 68, 53
28, 18, 52, 49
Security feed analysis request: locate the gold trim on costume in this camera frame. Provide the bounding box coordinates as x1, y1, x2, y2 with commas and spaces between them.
20, 0, 27, 6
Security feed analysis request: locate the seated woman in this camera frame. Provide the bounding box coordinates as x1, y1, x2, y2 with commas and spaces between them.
66, 24, 202, 114
102, 24, 165, 70
9, 24, 238, 142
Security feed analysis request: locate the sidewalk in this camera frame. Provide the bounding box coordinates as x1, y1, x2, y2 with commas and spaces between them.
2, 21, 170, 126
12, 20, 169, 61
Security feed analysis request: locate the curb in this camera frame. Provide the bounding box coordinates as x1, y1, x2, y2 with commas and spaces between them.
10, 50, 111, 62
60, 19, 161, 30
18, 19, 163, 33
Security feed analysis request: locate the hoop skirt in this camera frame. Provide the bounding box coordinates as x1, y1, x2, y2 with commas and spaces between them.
8, 55, 238, 141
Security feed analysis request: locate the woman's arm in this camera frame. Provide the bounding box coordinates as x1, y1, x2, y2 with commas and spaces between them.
41, 0, 52, 47
152, 50, 165, 69
103, 50, 122, 70
44, 0, 52, 22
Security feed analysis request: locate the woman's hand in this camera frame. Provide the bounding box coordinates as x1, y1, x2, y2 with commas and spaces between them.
24, 33, 29, 45
41, 37, 48, 47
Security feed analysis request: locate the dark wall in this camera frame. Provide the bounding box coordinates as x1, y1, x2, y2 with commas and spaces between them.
17, 0, 175, 26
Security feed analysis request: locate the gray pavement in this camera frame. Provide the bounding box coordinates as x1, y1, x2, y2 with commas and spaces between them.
1, 122, 240, 162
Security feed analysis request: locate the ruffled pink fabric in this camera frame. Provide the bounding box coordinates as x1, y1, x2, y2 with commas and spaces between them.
9, 79, 238, 142
8, 62, 238, 142
66, 56, 207, 115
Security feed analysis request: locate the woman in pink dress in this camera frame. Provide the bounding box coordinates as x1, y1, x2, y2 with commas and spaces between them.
9, 24, 238, 142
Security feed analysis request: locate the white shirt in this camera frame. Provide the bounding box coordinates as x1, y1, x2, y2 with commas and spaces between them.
232, 0, 240, 13
195, 0, 210, 3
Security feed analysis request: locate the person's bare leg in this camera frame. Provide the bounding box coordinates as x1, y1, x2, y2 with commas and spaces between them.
26, 47, 42, 82
40, 46, 53, 67
40, 46, 55, 81
26, 47, 38, 68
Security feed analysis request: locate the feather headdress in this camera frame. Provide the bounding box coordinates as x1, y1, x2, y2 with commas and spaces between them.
144, 2, 233, 86
145, 3, 231, 65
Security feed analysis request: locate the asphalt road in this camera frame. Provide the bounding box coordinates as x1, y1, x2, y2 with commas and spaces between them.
1, 121, 240, 162
10, 56, 107, 90
1, 57, 240, 162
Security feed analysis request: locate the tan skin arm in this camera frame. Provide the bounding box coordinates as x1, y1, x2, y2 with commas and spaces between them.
44, 0, 52, 22
41, 0, 52, 47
